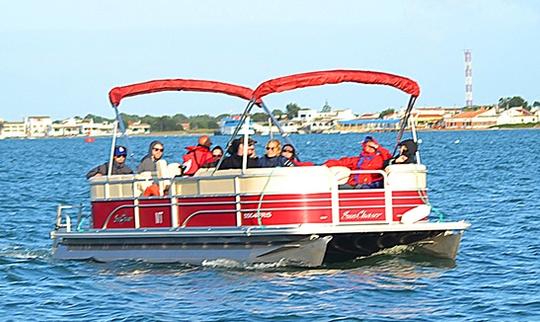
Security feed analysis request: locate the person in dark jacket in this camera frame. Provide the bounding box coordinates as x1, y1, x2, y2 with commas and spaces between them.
86, 146, 133, 179
136, 140, 164, 173
324, 136, 391, 189
201, 146, 225, 168
219, 138, 259, 170
386, 139, 417, 165
257, 139, 294, 168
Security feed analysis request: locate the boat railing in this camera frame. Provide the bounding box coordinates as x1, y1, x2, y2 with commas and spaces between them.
55, 203, 85, 233
90, 166, 426, 230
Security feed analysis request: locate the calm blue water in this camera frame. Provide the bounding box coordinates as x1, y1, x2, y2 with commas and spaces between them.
0, 130, 539, 321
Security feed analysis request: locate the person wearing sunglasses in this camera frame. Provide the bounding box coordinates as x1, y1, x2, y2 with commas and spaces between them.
280, 144, 314, 167
86, 145, 133, 179
257, 139, 294, 168
324, 136, 391, 189
137, 140, 165, 173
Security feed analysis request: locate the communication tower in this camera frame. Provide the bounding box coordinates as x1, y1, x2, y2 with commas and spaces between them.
464, 50, 473, 107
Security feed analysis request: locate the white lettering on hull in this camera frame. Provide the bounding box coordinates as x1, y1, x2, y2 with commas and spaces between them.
242, 212, 273, 219
340, 209, 383, 221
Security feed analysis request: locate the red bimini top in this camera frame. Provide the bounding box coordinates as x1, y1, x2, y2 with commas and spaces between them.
252, 70, 420, 100
109, 79, 260, 107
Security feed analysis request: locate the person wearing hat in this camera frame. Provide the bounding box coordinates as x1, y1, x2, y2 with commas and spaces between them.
182, 135, 215, 176
86, 145, 134, 179
324, 136, 391, 189
218, 137, 259, 170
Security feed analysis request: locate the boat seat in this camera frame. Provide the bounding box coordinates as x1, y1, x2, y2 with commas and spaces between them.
156, 159, 171, 195
135, 171, 154, 196
89, 174, 138, 199
174, 166, 342, 196
385, 163, 427, 190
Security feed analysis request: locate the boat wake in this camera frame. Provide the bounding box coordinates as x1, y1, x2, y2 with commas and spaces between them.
201, 258, 288, 270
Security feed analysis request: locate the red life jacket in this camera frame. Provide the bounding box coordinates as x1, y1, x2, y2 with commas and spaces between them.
182, 145, 214, 176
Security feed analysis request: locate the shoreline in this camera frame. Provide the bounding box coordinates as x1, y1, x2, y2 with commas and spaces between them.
1, 126, 539, 141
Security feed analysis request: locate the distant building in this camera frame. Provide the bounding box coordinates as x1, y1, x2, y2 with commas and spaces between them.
0, 121, 26, 138
336, 119, 400, 132
51, 118, 81, 137
444, 109, 487, 129
127, 121, 151, 135
497, 107, 538, 125
180, 122, 190, 131
80, 119, 114, 136
471, 108, 498, 128
26, 116, 52, 137
218, 115, 254, 135
413, 107, 462, 128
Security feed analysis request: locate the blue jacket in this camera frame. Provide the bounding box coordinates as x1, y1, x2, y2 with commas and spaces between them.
257, 155, 294, 168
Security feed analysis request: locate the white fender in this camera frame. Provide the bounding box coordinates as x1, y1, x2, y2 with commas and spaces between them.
400, 204, 431, 224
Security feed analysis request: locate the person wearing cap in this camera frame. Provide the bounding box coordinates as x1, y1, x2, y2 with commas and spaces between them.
86, 145, 134, 179
324, 136, 391, 189
182, 135, 215, 176
218, 137, 259, 170
257, 139, 294, 168
136, 140, 165, 173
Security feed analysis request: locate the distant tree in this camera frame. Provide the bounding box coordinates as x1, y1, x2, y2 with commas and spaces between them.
321, 101, 332, 113
216, 113, 231, 121
189, 114, 219, 129
379, 108, 395, 118
499, 96, 528, 110
83, 114, 112, 123
533, 101, 540, 108
286, 103, 301, 119
272, 109, 283, 116
251, 112, 270, 122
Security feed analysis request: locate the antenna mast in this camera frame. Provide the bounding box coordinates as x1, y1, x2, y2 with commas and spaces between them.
464, 49, 473, 108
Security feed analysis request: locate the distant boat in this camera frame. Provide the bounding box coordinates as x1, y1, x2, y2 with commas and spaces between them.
84, 131, 95, 143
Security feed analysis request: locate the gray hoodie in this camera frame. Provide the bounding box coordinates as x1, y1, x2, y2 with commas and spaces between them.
136, 140, 163, 173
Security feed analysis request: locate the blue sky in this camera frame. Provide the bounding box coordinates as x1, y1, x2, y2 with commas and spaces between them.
1, 1, 539, 120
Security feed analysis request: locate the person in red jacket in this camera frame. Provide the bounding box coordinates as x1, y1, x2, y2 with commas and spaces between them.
182, 135, 215, 176
324, 136, 391, 189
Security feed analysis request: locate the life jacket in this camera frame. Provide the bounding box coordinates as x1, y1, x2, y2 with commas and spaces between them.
182, 145, 214, 176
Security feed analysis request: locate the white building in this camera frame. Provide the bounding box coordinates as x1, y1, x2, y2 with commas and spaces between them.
51, 118, 81, 137
296, 109, 317, 122
0, 121, 27, 138
26, 116, 52, 137
497, 107, 538, 125
80, 119, 114, 136
126, 121, 151, 135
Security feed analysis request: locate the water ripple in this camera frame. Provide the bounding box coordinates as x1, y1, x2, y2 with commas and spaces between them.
1, 131, 539, 320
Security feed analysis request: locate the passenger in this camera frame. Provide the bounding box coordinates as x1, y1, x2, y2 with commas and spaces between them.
257, 139, 294, 168
182, 135, 214, 176
201, 146, 225, 168
281, 144, 314, 166
211, 146, 224, 159
219, 138, 259, 170
86, 146, 134, 179
386, 139, 417, 165
324, 136, 391, 189
136, 140, 164, 173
